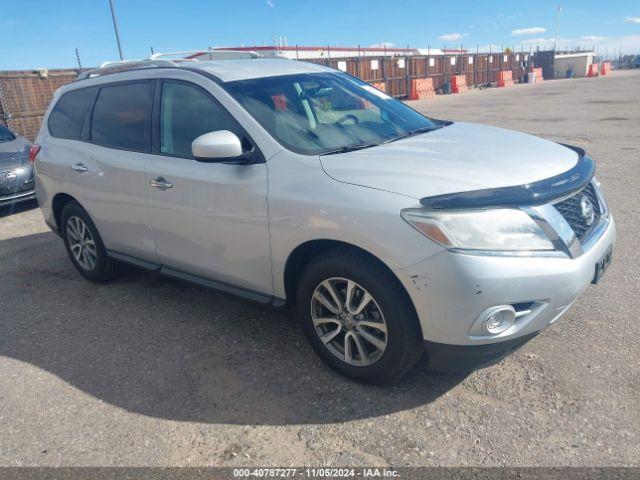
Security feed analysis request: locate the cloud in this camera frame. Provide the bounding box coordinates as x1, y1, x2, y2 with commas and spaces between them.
596, 34, 640, 53
519, 37, 554, 46
438, 33, 464, 42
581, 35, 605, 42
624, 16, 640, 24
512, 27, 546, 36
513, 35, 640, 54
437, 32, 469, 44
266, 0, 275, 7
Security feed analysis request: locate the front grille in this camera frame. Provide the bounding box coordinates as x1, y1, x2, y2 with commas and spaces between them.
0, 168, 34, 196
553, 182, 601, 241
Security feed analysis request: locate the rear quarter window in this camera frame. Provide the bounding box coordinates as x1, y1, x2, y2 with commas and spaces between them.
48, 87, 97, 139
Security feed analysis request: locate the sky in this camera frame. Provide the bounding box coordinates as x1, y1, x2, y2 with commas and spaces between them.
1, 0, 639, 70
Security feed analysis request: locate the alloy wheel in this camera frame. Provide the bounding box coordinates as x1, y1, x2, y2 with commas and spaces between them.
310, 277, 388, 366
66, 216, 97, 271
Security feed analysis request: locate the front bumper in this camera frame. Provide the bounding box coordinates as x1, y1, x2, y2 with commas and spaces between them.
0, 166, 35, 207
396, 215, 616, 347
424, 332, 538, 373
0, 188, 36, 206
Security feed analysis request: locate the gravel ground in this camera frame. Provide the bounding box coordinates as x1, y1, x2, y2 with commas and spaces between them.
0, 70, 638, 467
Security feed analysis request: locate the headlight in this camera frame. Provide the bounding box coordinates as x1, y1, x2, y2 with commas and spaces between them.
401, 208, 555, 251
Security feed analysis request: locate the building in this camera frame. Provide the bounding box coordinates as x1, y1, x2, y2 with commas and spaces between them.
533, 50, 597, 79
553, 51, 597, 78
190, 45, 424, 61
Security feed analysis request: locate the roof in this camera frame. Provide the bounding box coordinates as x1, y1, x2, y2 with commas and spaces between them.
188, 58, 333, 82
554, 52, 595, 59
75, 57, 336, 84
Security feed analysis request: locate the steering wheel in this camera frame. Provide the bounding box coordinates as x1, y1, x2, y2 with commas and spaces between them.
335, 114, 360, 126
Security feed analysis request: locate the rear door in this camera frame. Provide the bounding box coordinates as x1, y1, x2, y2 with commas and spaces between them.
145, 79, 272, 295
78, 81, 157, 261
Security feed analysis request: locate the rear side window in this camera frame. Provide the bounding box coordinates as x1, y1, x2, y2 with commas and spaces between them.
91, 82, 153, 152
48, 87, 97, 140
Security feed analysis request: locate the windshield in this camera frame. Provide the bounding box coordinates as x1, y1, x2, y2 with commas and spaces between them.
224, 72, 441, 155
0, 124, 15, 142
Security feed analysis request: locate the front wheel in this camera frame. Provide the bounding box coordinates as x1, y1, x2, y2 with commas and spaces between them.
296, 249, 424, 384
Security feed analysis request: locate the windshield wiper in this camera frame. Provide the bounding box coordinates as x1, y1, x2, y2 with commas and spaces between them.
319, 143, 379, 156
383, 126, 440, 144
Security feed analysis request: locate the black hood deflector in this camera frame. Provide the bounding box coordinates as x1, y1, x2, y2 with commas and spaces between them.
419, 144, 594, 209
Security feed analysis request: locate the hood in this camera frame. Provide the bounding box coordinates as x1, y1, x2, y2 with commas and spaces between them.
319, 122, 579, 200
0, 136, 31, 169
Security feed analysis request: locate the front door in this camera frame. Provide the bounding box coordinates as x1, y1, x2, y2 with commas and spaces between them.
145, 80, 272, 295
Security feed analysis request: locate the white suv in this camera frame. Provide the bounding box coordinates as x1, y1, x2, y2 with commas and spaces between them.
34, 56, 615, 384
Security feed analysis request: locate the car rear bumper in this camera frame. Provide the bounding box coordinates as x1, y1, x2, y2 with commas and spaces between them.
395, 215, 616, 347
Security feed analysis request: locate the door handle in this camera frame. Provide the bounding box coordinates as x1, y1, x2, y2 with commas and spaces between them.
71, 163, 88, 172
149, 176, 174, 189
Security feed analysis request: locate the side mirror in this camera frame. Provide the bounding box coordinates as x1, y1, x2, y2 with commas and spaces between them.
191, 130, 244, 161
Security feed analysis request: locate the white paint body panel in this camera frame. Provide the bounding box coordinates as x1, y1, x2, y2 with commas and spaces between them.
36, 138, 157, 261
193, 58, 333, 82
145, 155, 272, 293
320, 122, 579, 199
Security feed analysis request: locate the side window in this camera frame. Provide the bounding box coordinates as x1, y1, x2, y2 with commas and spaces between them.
160, 81, 243, 158
91, 82, 153, 152
48, 87, 97, 139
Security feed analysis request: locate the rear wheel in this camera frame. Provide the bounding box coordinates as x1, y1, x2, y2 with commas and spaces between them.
61, 201, 119, 283
296, 249, 423, 384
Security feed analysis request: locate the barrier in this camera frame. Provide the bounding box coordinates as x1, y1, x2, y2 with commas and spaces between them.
497, 70, 514, 87
409, 78, 435, 100
600, 62, 611, 76
450, 75, 468, 94
271, 94, 288, 111
531, 67, 544, 82
587, 63, 599, 77
359, 82, 387, 108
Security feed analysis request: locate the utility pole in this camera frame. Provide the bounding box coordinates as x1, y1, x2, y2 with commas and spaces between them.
75, 48, 82, 69
553, 6, 562, 52
108, 0, 124, 60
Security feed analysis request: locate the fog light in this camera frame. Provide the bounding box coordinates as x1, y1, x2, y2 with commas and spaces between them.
484, 306, 516, 334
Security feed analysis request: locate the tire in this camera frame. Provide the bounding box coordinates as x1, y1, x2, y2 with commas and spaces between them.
296, 248, 424, 384
61, 201, 120, 283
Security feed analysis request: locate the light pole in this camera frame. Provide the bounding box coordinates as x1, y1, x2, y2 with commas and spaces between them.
108, 0, 124, 60
553, 6, 562, 52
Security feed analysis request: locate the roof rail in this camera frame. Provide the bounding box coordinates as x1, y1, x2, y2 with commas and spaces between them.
76, 59, 180, 80
75, 49, 264, 81
151, 49, 263, 60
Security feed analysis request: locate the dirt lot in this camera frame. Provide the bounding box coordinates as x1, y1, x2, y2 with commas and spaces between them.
1, 70, 639, 467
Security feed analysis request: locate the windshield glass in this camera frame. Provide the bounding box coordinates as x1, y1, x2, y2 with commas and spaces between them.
0, 124, 15, 142
224, 73, 441, 155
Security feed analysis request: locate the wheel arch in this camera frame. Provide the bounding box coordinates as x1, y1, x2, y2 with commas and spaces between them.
51, 192, 79, 232
282, 239, 416, 315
